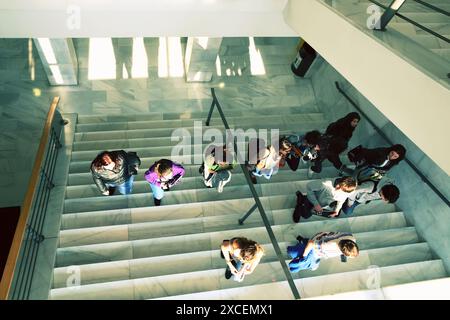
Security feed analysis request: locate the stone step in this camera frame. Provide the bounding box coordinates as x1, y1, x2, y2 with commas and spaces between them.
64, 166, 338, 199
305, 277, 450, 299
52, 233, 420, 289
49, 242, 433, 299
431, 48, 450, 61
156, 260, 446, 300
75, 112, 325, 133
61, 194, 396, 230
55, 220, 414, 267
71, 125, 326, 151
58, 206, 407, 247
76, 104, 320, 124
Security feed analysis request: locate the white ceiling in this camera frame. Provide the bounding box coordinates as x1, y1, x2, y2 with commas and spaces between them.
0, 0, 297, 37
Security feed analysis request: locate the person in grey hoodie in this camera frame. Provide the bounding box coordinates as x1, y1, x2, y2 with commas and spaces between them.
342, 177, 400, 215
293, 176, 357, 222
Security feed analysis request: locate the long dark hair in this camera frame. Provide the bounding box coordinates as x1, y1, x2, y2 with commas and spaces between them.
326, 112, 361, 141
388, 144, 406, 163
234, 237, 264, 262
153, 159, 173, 175
91, 151, 117, 169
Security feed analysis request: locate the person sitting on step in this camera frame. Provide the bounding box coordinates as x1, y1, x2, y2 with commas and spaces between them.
90, 150, 139, 196
292, 176, 357, 222
200, 144, 237, 193
342, 176, 400, 216
288, 231, 359, 273
283, 130, 322, 172
144, 159, 185, 206
220, 237, 264, 282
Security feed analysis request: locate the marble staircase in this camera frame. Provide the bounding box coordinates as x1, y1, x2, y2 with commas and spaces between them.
49, 102, 448, 300
328, 0, 450, 63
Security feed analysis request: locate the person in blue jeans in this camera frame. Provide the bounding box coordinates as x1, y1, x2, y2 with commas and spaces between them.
90, 150, 138, 195
342, 178, 400, 215
288, 232, 359, 273
144, 159, 185, 206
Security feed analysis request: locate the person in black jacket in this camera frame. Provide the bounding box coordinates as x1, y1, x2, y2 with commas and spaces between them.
309, 133, 348, 176
308, 113, 361, 177
325, 112, 360, 149
90, 150, 138, 195
354, 144, 406, 182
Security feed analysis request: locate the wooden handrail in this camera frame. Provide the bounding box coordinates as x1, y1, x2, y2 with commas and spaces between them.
0, 96, 60, 300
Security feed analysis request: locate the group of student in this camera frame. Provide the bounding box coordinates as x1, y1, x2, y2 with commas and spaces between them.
89, 112, 406, 282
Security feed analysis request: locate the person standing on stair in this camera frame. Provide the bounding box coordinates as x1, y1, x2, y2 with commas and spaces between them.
325, 112, 360, 151
284, 130, 321, 172
292, 176, 357, 222
200, 144, 237, 193
90, 150, 139, 196
220, 237, 265, 282
341, 176, 400, 215
144, 159, 185, 206
308, 133, 350, 178
287, 232, 359, 273
248, 138, 292, 183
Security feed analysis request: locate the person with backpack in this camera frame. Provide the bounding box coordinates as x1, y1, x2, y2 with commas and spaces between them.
287, 231, 359, 273
283, 130, 321, 172
348, 144, 406, 182
90, 150, 140, 196
144, 159, 185, 206
200, 144, 237, 193
342, 177, 400, 215
292, 176, 357, 222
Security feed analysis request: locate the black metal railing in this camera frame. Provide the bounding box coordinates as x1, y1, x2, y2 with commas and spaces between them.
206, 88, 301, 300
411, 0, 450, 17
7, 104, 64, 300
335, 81, 449, 208
368, 0, 450, 43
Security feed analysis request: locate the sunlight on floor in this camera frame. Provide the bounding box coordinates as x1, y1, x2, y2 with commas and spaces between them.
131, 37, 148, 78
249, 37, 266, 75
88, 38, 116, 80
158, 37, 184, 78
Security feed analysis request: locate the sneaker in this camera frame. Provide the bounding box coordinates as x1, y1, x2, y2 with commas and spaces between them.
217, 172, 232, 193
204, 178, 213, 188
154, 198, 161, 206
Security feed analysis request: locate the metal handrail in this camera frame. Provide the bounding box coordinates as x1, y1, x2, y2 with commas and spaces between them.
368, 0, 450, 43
411, 0, 450, 17
335, 82, 449, 208
0, 97, 63, 300
206, 88, 301, 300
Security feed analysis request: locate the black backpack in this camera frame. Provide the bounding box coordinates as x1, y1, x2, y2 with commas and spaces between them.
126, 151, 141, 175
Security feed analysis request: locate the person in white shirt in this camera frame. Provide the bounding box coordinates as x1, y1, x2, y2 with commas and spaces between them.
293, 176, 357, 222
